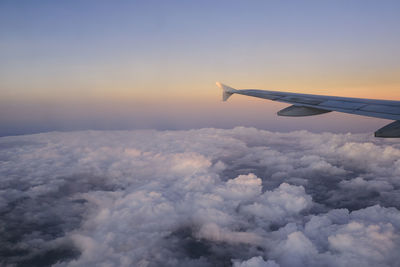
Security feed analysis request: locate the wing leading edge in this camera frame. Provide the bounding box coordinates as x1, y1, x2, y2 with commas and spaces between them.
216, 82, 400, 138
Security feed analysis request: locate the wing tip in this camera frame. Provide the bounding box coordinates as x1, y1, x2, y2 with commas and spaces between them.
216, 82, 237, 101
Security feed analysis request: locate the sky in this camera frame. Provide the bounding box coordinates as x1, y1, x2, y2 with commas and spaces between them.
1, 0, 400, 136
2, 2, 400, 266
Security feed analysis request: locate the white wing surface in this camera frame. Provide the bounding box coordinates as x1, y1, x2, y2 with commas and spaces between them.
217, 82, 400, 138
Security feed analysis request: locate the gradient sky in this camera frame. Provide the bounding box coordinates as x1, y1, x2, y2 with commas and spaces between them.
1, 0, 400, 136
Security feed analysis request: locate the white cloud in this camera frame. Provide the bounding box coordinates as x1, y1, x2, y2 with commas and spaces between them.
241, 183, 312, 225
232, 256, 280, 267
1, 128, 400, 266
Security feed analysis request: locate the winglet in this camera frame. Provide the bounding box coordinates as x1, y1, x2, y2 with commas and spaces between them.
216, 82, 238, 101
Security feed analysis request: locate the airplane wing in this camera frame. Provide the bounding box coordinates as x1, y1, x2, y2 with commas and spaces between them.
216, 82, 400, 138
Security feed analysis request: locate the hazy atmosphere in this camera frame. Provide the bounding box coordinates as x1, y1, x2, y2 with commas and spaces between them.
1, 1, 400, 267
1, 0, 400, 135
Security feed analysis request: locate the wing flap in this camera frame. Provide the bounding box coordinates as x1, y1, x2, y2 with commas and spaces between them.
237, 90, 283, 100
319, 100, 366, 110
360, 104, 400, 115
280, 96, 323, 105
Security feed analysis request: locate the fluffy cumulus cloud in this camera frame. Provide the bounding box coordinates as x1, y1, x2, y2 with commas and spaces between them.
1, 127, 400, 267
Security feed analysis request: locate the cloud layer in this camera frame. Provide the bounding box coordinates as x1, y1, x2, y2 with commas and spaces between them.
1, 128, 400, 266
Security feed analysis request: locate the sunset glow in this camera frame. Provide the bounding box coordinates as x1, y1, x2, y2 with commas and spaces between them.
1, 1, 399, 135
